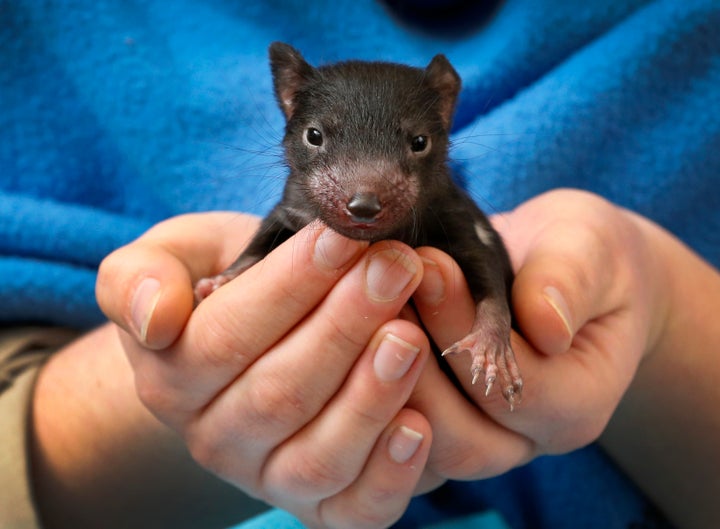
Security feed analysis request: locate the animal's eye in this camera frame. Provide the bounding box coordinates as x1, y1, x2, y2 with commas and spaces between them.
411, 135, 429, 153
305, 127, 323, 147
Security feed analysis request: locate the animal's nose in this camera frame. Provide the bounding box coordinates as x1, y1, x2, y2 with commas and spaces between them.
347, 192, 382, 222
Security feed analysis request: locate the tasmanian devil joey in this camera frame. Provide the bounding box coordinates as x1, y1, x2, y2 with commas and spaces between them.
195, 42, 523, 408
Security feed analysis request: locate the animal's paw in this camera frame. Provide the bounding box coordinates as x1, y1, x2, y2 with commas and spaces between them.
442, 298, 523, 410
193, 255, 261, 305
194, 274, 233, 305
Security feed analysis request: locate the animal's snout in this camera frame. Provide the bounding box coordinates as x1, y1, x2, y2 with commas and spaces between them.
346, 192, 382, 223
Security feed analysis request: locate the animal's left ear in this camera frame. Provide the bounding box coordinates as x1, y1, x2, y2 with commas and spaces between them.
425, 54, 461, 130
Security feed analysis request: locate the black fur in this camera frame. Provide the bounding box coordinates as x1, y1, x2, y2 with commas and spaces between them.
196, 42, 521, 405
223, 42, 511, 303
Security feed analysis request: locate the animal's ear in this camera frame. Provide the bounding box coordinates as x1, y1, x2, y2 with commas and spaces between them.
425, 54, 461, 130
269, 42, 316, 120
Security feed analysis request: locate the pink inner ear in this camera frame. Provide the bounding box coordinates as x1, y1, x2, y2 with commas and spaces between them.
425, 55, 461, 129
277, 84, 298, 118
269, 42, 316, 120
272, 67, 305, 119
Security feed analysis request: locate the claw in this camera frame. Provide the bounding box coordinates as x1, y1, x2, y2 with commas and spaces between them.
485, 379, 494, 397
441, 344, 461, 357
439, 297, 522, 410
507, 393, 516, 412
441, 307, 521, 410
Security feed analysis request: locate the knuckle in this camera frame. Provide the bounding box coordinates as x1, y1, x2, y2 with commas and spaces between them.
242, 376, 308, 432
348, 512, 397, 529
184, 418, 261, 491
134, 375, 180, 420
185, 426, 219, 470
275, 453, 350, 500
129, 355, 195, 427
276, 280, 311, 315
343, 391, 393, 429
430, 436, 491, 480
192, 307, 255, 371
324, 494, 403, 529
185, 425, 230, 477
324, 312, 368, 353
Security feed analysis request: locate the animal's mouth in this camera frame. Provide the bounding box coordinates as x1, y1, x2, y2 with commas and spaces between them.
348, 214, 378, 225
312, 186, 415, 242
324, 194, 390, 239
328, 216, 391, 241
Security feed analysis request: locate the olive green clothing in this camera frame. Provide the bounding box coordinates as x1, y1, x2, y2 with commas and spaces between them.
0, 327, 77, 529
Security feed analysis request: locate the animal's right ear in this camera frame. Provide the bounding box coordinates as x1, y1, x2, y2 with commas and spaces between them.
425, 54, 461, 131
269, 42, 315, 120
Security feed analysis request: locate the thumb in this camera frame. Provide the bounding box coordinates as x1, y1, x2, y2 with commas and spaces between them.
511, 248, 584, 356
497, 190, 624, 356
96, 212, 259, 349
96, 241, 194, 349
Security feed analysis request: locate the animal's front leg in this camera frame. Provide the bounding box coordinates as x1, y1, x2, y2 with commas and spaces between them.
432, 203, 523, 409
193, 252, 264, 303
442, 294, 523, 409
194, 212, 297, 303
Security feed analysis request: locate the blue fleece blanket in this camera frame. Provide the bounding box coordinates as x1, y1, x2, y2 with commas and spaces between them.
1, 1, 717, 527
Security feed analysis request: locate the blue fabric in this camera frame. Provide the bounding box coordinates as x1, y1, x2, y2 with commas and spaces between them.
395, 445, 669, 529
1, 0, 717, 527
232, 504, 511, 529
2, 0, 718, 328
230, 446, 669, 529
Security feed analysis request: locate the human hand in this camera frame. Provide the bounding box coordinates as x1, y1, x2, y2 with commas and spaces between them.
408, 189, 669, 486
97, 212, 434, 529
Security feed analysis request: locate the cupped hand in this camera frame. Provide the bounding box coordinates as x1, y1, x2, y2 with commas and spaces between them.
97, 212, 434, 529
410, 189, 669, 486
96, 188, 670, 519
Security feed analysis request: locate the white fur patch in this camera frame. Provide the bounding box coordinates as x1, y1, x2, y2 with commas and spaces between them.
474, 221, 494, 247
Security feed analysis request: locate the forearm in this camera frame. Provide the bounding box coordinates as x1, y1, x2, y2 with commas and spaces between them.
600, 215, 720, 529
30, 323, 266, 529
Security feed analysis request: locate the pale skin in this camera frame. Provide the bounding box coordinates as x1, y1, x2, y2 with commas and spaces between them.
30, 189, 720, 529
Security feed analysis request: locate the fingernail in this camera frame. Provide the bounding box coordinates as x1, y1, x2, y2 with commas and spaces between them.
388, 426, 424, 464
374, 333, 420, 382
366, 248, 417, 302
543, 286, 572, 338
131, 277, 161, 344
416, 257, 445, 306
314, 227, 363, 270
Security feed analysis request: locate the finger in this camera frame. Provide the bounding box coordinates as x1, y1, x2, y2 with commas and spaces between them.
412, 244, 623, 449
413, 247, 476, 351
97, 212, 259, 348
179, 222, 368, 373
414, 248, 637, 456
412, 250, 540, 472
418, 332, 632, 462
319, 409, 432, 529
181, 243, 425, 480
261, 321, 430, 504
409, 355, 535, 480
228, 239, 425, 423
413, 247, 505, 403
126, 223, 369, 424
506, 323, 639, 453
498, 190, 634, 355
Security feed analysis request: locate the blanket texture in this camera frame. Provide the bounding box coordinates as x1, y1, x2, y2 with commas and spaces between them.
1, 0, 717, 527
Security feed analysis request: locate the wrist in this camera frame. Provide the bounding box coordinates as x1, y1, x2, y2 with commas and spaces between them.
628, 211, 703, 366
600, 216, 720, 529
